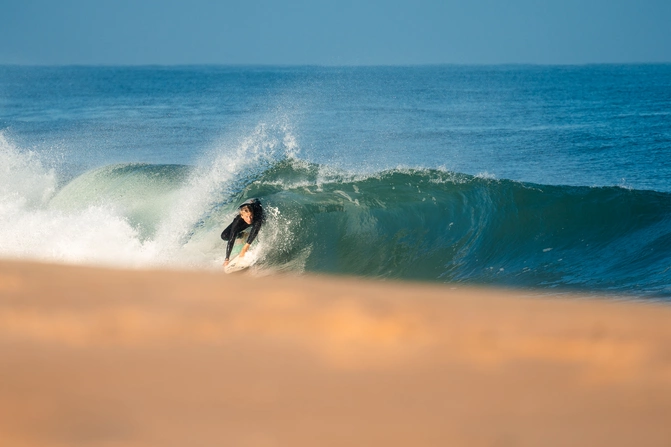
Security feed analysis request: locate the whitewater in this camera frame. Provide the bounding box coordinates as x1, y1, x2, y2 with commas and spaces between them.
1, 65, 670, 298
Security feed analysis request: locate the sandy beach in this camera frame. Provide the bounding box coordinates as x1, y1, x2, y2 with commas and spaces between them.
1, 259, 670, 447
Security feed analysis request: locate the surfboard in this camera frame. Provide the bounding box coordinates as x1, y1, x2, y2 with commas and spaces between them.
224, 229, 254, 274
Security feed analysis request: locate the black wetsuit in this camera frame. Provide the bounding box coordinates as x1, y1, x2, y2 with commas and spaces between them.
221, 198, 264, 260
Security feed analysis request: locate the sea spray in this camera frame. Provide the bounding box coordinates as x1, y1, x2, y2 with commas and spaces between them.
151, 121, 300, 265
0, 133, 56, 210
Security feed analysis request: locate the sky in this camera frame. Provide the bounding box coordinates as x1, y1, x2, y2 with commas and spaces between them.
1, 0, 670, 65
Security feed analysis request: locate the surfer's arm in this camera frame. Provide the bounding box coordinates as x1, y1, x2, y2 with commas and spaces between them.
225, 236, 236, 261
237, 217, 262, 259
224, 216, 243, 261
226, 238, 235, 261
246, 219, 263, 245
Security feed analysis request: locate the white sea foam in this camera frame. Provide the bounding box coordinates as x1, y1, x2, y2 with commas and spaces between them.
0, 123, 298, 270
0, 133, 161, 267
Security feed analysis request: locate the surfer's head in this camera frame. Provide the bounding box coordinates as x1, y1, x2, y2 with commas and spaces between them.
240, 205, 253, 224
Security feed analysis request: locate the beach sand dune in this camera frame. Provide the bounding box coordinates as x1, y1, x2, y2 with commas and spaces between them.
1, 260, 670, 446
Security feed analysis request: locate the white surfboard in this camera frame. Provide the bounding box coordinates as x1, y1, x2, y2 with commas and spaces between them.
224, 253, 254, 273
224, 229, 256, 274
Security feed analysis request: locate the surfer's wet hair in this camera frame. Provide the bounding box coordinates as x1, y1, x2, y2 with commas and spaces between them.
240, 205, 253, 216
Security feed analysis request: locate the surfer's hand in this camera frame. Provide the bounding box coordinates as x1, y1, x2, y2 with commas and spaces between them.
239, 243, 251, 258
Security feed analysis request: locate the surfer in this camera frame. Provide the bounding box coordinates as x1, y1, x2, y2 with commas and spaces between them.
221, 198, 265, 268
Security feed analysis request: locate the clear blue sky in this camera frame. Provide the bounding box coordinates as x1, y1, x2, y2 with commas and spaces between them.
2, 0, 670, 65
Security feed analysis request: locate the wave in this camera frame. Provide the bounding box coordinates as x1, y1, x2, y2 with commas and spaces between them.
244, 160, 671, 297
2, 132, 670, 298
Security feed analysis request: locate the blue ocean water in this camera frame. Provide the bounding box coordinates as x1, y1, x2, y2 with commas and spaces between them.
1, 65, 670, 298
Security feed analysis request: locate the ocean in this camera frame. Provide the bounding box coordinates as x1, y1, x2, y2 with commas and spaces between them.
1, 65, 670, 299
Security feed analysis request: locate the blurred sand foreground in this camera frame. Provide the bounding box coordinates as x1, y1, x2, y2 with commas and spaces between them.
0, 260, 670, 447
